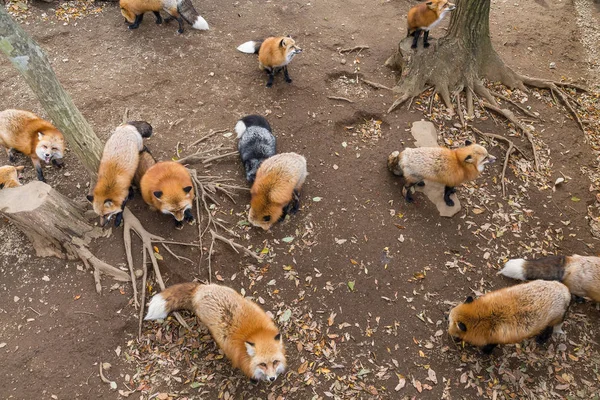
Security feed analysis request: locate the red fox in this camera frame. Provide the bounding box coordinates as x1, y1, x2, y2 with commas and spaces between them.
249, 152, 307, 230
448, 280, 570, 354
387, 141, 495, 206
119, 0, 209, 34
0, 165, 24, 189
145, 282, 287, 382
500, 255, 600, 303
140, 161, 196, 229
407, 0, 456, 49
133, 146, 156, 188
237, 36, 303, 87
87, 121, 153, 227
0, 109, 65, 182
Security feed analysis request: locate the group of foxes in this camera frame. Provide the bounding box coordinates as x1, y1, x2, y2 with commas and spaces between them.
0, 0, 598, 385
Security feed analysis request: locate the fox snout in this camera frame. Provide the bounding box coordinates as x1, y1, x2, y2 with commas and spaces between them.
486, 155, 496, 164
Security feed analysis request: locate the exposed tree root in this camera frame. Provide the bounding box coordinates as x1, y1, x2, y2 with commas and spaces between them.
122, 208, 190, 332
360, 78, 394, 92
471, 126, 526, 197
489, 89, 541, 120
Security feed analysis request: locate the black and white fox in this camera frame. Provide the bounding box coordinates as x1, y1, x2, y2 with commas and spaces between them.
235, 115, 277, 184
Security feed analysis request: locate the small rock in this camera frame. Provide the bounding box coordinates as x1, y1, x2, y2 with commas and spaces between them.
134, 269, 143, 278
549, 62, 556, 69
341, 58, 347, 65
14, 296, 20, 302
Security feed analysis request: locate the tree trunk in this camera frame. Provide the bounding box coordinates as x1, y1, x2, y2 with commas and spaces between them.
0, 8, 102, 177
386, 0, 526, 114
0, 181, 130, 293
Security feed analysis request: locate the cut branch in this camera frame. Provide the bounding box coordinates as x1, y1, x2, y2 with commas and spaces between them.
361, 78, 394, 91
0, 181, 129, 294
339, 45, 370, 54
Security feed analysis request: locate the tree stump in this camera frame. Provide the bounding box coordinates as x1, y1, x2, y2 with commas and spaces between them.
0, 181, 130, 292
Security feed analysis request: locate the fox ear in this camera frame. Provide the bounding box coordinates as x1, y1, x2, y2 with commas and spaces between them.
16, 166, 25, 171
465, 296, 474, 304
86, 194, 94, 202
279, 38, 286, 47
183, 186, 193, 194
38, 132, 44, 140
464, 155, 474, 163
274, 333, 281, 341
465, 140, 473, 146
245, 341, 256, 357
153, 191, 163, 199
426, 1, 434, 5
457, 322, 467, 332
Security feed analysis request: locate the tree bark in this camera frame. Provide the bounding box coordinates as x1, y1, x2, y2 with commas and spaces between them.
0, 8, 102, 177
0, 181, 130, 293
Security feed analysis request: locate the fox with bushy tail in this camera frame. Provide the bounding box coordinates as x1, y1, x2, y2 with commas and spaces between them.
237, 36, 302, 87
120, 0, 209, 34
145, 282, 287, 382
235, 115, 276, 184
500, 255, 600, 303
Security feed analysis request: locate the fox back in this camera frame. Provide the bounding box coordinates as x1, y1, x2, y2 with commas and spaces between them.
140, 161, 194, 222
145, 282, 287, 382
448, 280, 570, 347
399, 143, 495, 187
89, 121, 152, 224
236, 115, 276, 183
249, 152, 307, 230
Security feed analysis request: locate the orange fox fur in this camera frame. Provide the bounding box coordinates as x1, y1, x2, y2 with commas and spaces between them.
501, 255, 600, 302
387, 142, 495, 206
448, 280, 570, 354
145, 282, 287, 382
88, 121, 152, 227
257, 37, 302, 70
0, 109, 65, 182
249, 152, 307, 230
0, 165, 24, 189
140, 161, 195, 229
407, 0, 455, 35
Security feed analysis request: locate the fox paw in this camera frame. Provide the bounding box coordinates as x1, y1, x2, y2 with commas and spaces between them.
411, 44, 418, 49
285, 77, 293, 84
423, 42, 430, 48
444, 199, 455, 207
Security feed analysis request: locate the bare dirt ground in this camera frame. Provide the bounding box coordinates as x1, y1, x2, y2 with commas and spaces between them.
1, 0, 600, 399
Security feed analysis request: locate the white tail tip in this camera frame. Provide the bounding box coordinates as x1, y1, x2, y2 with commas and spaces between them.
144, 293, 169, 320
498, 259, 526, 280
237, 41, 257, 54
192, 16, 209, 30
234, 120, 247, 138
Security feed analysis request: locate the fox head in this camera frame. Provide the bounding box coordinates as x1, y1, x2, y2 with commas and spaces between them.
153, 185, 194, 222
457, 141, 496, 172
426, 0, 456, 14
0, 165, 24, 189
248, 191, 286, 231
280, 36, 302, 64
447, 296, 475, 341
86, 194, 123, 226
244, 330, 287, 382
36, 130, 65, 164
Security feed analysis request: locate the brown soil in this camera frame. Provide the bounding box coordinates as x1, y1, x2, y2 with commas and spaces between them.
1, 0, 599, 399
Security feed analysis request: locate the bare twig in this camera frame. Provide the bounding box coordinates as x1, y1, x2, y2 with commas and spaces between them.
480, 101, 539, 170
471, 127, 518, 197
161, 243, 194, 264
122, 108, 129, 124
202, 151, 239, 164
456, 91, 465, 128
361, 78, 393, 91
176, 142, 182, 159
27, 306, 42, 316
169, 118, 184, 130
489, 90, 541, 119
74, 311, 96, 317
428, 89, 437, 115
98, 362, 112, 384
138, 250, 147, 337
327, 96, 354, 103
339, 45, 370, 54
466, 88, 474, 118
188, 129, 228, 148
471, 126, 529, 160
